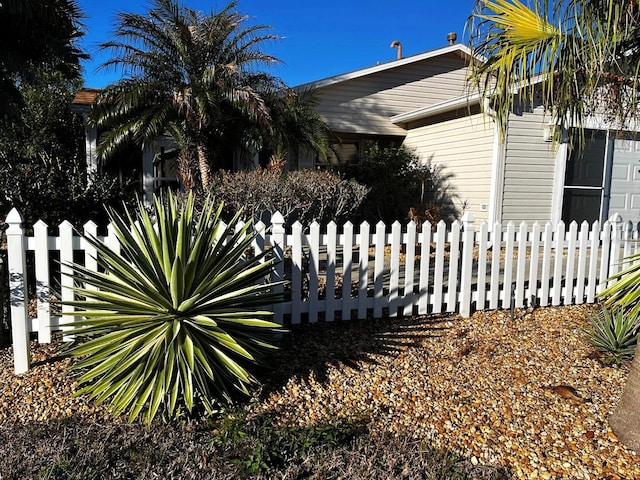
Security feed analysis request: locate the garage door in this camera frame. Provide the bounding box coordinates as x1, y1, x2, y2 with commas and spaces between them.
610, 134, 640, 223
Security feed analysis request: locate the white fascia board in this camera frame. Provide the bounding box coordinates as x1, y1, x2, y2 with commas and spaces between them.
295, 44, 479, 90
581, 115, 640, 133
390, 93, 482, 124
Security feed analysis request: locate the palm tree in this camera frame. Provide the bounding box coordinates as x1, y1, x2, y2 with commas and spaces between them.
92, 0, 281, 191
468, 0, 640, 452
469, 0, 640, 142
261, 87, 329, 165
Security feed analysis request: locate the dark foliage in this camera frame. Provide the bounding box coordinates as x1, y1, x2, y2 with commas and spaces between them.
344, 143, 461, 224
0, 0, 86, 121
0, 413, 510, 479
0, 70, 135, 229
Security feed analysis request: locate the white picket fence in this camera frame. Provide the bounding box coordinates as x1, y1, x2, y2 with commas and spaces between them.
5, 208, 640, 373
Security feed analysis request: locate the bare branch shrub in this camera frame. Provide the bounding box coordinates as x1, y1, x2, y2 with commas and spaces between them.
211, 167, 369, 226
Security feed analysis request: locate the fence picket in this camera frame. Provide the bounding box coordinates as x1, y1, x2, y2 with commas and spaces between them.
34, 220, 51, 344
358, 222, 370, 320
514, 222, 527, 308
106, 222, 120, 256
290, 221, 303, 325
623, 221, 633, 270
564, 222, 578, 304
447, 220, 461, 312
586, 221, 600, 303
540, 223, 553, 307
489, 224, 501, 310
252, 221, 266, 260
551, 222, 565, 306
574, 221, 589, 305
433, 221, 446, 313
325, 221, 337, 322
403, 221, 417, 316
342, 222, 354, 321
459, 213, 475, 317
389, 221, 402, 317
270, 212, 286, 324
476, 222, 488, 310
83, 221, 98, 291
308, 223, 320, 323
502, 222, 515, 309
59, 221, 74, 339
374, 221, 385, 318
6, 207, 638, 374
527, 223, 541, 306
609, 214, 624, 285
418, 223, 432, 315
598, 220, 612, 293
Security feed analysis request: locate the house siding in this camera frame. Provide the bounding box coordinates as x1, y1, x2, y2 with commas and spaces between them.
501, 106, 558, 224
316, 53, 471, 137
402, 112, 494, 223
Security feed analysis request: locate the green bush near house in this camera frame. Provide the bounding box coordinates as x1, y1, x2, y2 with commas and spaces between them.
344, 143, 460, 224
62, 192, 285, 424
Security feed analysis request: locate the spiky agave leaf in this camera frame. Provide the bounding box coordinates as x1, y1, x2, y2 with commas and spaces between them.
583, 306, 639, 363
63, 191, 285, 424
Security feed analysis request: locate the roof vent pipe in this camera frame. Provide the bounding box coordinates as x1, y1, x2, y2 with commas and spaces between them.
390, 40, 402, 59
447, 32, 457, 45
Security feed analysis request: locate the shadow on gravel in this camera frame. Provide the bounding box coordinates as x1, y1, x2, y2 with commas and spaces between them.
0, 414, 511, 480
257, 313, 456, 393
0, 313, 513, 479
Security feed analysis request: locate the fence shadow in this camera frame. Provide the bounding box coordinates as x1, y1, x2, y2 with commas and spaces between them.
256, 313, 456, 395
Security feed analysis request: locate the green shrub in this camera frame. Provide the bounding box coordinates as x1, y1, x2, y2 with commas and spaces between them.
344, 143, 461, 224
583, 306, 639, 363
63, 192, 285, 423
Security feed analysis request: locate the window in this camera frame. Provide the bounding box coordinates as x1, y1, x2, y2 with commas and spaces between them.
562, 130, 606, 224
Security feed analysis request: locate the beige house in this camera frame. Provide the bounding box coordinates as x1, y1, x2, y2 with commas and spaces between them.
74, 40, 640, 224
294, 41, 640, 226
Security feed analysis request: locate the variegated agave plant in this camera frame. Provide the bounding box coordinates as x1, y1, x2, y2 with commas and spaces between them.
63, 192, 284, 423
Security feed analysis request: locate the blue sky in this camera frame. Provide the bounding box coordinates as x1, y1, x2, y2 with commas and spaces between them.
76, 0, 477, 88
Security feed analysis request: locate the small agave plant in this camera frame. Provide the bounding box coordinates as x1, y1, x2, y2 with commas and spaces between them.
583, 306, 639, 364
62, 192, 284, 423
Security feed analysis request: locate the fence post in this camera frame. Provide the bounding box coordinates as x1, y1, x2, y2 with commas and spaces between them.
5, 208, 30, 373
460, 212, 475, 317
609, 213, 624, 284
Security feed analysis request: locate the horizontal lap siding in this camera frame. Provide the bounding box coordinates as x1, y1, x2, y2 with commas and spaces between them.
502, 107, 557, 224
317, 54, 470, 136
402, 113, 494, 222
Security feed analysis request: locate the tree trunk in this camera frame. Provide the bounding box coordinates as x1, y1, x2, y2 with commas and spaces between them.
609, 345, 640, 452
196, 141, 211, 190
178, 150, 196, 192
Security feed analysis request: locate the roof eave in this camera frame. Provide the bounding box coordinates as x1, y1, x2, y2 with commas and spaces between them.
390, 93, 482, 124
295, 44, 480, 91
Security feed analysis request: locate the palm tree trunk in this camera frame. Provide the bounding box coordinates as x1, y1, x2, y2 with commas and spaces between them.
609, 346, 640, 451
196, 141, 212, 190
178, 150, 196, 192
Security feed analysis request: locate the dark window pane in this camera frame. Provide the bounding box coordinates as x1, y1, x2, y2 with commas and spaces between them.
565, 130, 606, 187
562, 189, 601, 224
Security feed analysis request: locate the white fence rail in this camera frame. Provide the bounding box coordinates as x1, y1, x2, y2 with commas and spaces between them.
5, 208, 640, 373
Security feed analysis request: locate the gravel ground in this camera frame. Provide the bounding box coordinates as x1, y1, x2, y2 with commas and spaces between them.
0, 304, 638, 479
256, 304, 639, 480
